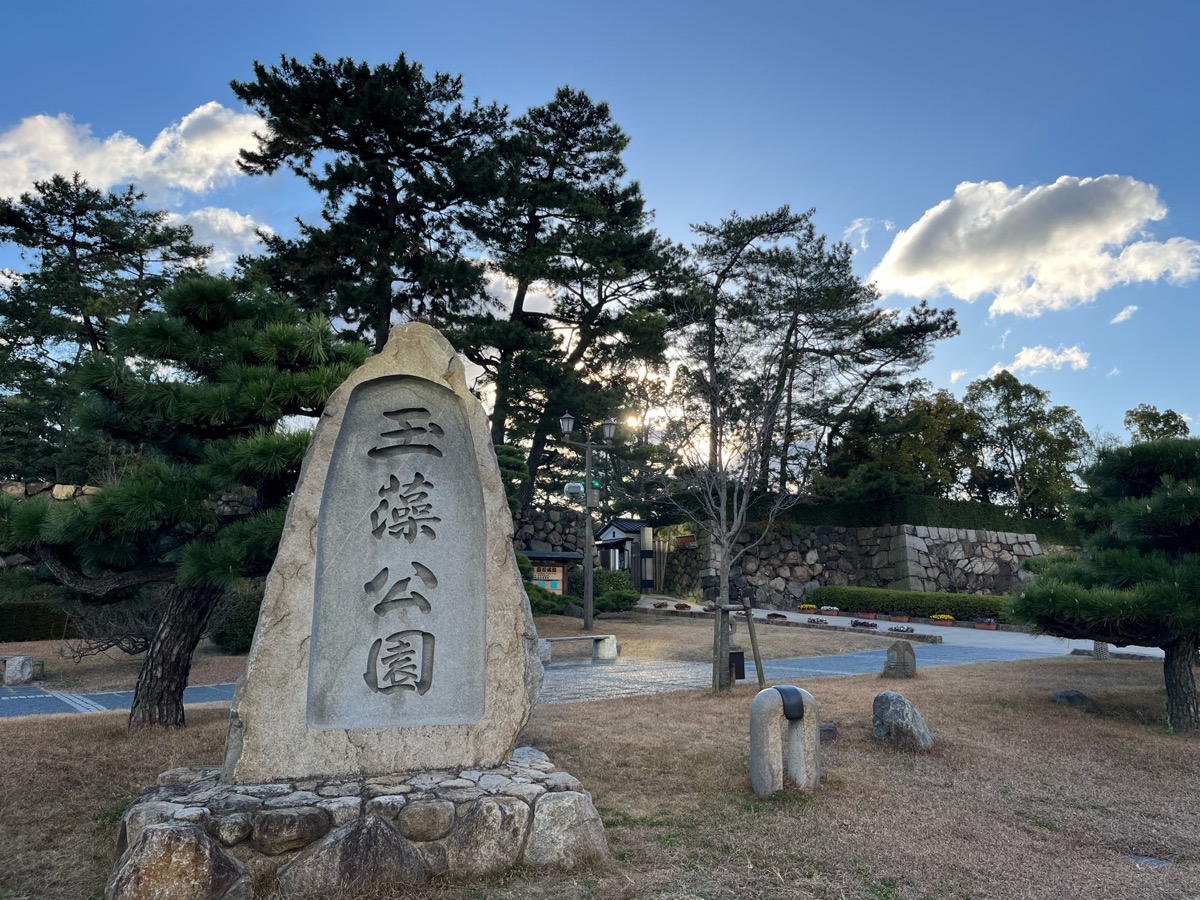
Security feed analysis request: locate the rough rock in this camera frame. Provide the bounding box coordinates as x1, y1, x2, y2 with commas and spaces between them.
871, 691, 933, 750
397, 800, 456, 841
1052, 690, 1100, 714
105, 823, 251, 900
445, 797, 530, 875
250, 807, 330, 855
116, 801, 184, 856
209, 813, 252, 847
275, 816, 427, 895
522, 791, 609, 868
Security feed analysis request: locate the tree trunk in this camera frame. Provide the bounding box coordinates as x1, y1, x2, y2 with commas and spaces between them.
127, 584, 224, 732
1163, 636, 1200, 734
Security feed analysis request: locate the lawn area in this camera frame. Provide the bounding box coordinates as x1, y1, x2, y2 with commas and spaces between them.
2, 648, 1198, 898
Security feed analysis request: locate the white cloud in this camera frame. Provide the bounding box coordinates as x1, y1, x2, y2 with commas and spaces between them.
987, 345, 1090, 377
1107, 367, 1121, 377
0, 102, 263, 203
999, 328, 1011, 349
949, 368, 968, 384
175, 207, 273, 272
843, 217, 895, 252
1110, 304, 1138, 324
871, 175, 1200, 317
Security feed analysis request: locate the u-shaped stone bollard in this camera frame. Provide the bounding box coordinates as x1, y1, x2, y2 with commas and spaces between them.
749, 685, 821, 798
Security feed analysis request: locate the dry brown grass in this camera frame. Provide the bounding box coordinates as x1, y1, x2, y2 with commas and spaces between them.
535, 613, 898, 662
3, 657, 1199, 899
0, 638, 247, 693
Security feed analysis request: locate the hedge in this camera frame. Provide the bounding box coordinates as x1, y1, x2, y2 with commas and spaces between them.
525, 581, 567, 616
208, 584, 265, 654
805, 585, 1011, 621
782, 496, 1080, 545
0, 600, 78, 641
566, 567, 634, 600
596, 589, 640, 614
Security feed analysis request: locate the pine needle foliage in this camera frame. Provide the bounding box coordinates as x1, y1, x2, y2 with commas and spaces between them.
1012, 437, 1200, 732
0, 275, 368, 729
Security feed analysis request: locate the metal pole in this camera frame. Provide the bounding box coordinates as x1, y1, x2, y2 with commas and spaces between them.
583, 442, 594, 631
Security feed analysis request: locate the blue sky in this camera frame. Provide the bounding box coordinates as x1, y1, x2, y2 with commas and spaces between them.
3, 1, 1197, 438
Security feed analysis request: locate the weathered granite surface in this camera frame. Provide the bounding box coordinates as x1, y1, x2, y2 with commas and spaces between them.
108, 749, 607, 897
871, 690, 933, 750
222, 323, 542, 784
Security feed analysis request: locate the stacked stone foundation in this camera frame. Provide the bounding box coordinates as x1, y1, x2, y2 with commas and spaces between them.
107, 747, 607, 898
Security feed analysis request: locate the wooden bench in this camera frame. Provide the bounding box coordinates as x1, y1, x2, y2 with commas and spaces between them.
0, 654, 33, 685
538, 634, 618, 663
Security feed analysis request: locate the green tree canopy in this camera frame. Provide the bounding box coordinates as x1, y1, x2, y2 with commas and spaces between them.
1124, 403, 1190, 443
1012, 437, 1200, 732
0, 276, 368, 730
963, 371, 1090, 518
0, 174, 209, 481
231, 53, 505, 350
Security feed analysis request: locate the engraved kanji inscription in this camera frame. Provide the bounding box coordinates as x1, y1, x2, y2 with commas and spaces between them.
370, 472, 441, 541
364, 630, 435, 695
364, 562, 438, 615
368, 407, 445, 459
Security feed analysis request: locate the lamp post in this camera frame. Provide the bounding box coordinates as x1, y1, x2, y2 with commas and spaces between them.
558, 411, 616, 631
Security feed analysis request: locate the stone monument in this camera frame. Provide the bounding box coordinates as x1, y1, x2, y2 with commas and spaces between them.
881, 640, 916, 678
224, 322, 541, 781
105, 325, 607, 899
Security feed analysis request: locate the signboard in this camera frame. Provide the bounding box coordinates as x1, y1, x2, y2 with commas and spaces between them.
532, 562, 566, 595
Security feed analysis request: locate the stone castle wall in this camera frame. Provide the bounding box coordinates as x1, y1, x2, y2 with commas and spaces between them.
512, 506, 588, 554
715, 523, 1042, 609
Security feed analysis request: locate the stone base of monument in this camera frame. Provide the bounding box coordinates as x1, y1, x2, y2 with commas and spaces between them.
106, 747, 607, 899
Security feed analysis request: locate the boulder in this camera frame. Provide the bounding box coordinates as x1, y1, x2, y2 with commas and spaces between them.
250, 807, 330, 855
105, 823, 251, 900
871, 691, 933, 750
444, 797, 530, 875
275, 815, 427, 895
523, 791, 609, 869
397, 799, 456, 841
1051, 690, 1100, 714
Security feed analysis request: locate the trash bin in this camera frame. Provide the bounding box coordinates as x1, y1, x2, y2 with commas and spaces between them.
729, 650, 746, 681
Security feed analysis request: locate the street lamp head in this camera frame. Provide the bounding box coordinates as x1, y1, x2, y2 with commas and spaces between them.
601, 418, 617, 442
558, 411, 576, 436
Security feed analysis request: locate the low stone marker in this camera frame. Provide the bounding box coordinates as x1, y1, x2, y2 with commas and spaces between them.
749, 685, 821, 798
871, 690, 933, 750
106, 325, 606, 898
1051, 689, 1100, 714
1, 654, 32, 685
881, 640, 916, 678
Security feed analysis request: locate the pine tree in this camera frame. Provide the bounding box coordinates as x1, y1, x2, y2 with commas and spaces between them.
230, 53, 505, 350
1012, 437, 1200, 732
0, 277, 368, 730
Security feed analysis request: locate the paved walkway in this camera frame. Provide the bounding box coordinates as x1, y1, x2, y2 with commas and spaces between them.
0, 600, 1163, 719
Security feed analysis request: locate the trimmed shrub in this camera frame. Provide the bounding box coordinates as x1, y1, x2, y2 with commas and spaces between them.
514, 551, 533, 581
208, 581, 264, 654
567, 567, 634, 599
0, 569, 79, 640
525, 582, 566, 616
595, 589, 641, 614
0, 600, 77, 641
805, 585, 1010, 621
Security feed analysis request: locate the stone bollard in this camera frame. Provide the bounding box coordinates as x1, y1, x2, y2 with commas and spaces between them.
749, 685, 821, 798
2, 655, 33, 686
594, 636, 618, 660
